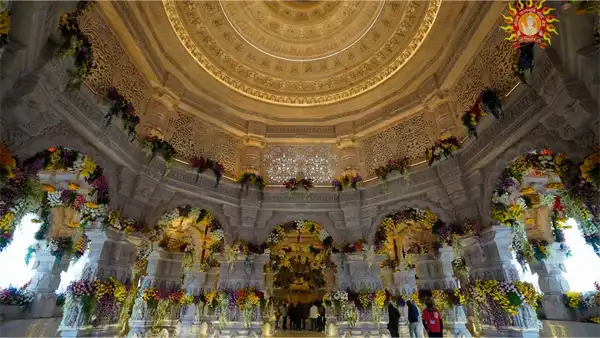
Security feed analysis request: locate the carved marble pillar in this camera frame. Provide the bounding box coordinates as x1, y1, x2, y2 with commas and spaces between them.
414, 250, 458, 290
393, 263, 417, 296
80, 226, 136, 283
529, 243, 571, 320
241, 122, 267, 173
339, 190, 362, 242
204, 266, 220, 292
464, 225, 520, 282
335, 122, 359, 173
128, 250, 184, 338
178, 263, 207, 337
28, 240, 72, 318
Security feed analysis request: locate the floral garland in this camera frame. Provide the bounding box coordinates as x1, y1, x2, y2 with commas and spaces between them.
425, 133, 460, 166
380, 259, 399, 269
581, 146, 600, 189
190, 156, 225, 187
416, 289, 466, 311
0, 284, 35, 308
56, 5, 95, 90
73, 234, 89, 260
513, 43, 534, 84
142, 136, 177, 175
468, 280, 540, 329
322, 290, 349, 312
374, 157, 410, 190
47, 236, 74, 263
283, 177, 314, 198
375, 208, 444, 253
266, 220, 332, 248
331, 173, 362, 192
106, 210, 147, 235
491, 149, 600, 257
155, 205, 215, 237
461, 100, 488, 138
462, 88, 504, 138
105, 87, 140, 141
0, 147, 109, 250
64, 277, 128, 326
238, 172, 266, 192
218, 288, 266, 328
0, 0, 9, 52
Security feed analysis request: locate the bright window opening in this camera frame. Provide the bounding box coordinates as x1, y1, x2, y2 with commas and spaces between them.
0, 213, 38, 288
563, 218, 600, 292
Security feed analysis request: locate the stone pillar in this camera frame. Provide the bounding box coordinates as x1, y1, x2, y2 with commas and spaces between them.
414, 247, 458, 290
462, 227, 541, 338
204, 266, 220, 292
529, 243, 571, 320
60, 226, 137, 337
241, 121, 267, 173
330, 252, 389, 337
212, 253, 268, 337
335, 122, 359, 173
128, 250, 184, 337
28, 241, 72, 318
178, 264, 207, 336
393, 263, 417, 295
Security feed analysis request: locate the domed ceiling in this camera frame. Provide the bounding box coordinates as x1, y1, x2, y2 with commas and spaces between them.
97, 0, 503, 124
164, 0, 440, 106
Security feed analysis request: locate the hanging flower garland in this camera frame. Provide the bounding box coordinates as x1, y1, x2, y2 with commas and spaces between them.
105, 87, 140, 142
331, 173, 362, 192
63, 277, 128, 326
581, 146, 600, 189
513, 43, 535, 84
425, 132, 460, 166
462, 89, 504, 138
462, 100, 488, 138
238, 172, 266, 193
142, 136, 177, 175
283, 177, 314, 198
266, 220, 332, 249
374, 157, 410, 191
106, 210, 147, 235
190, 155, 225, 187
468, 280, 541, 330
55, 4, 95, 90
375, 208, 445, 253
491, 149, 600, 257
73, 234, 89, 260
0, 284, 35, 309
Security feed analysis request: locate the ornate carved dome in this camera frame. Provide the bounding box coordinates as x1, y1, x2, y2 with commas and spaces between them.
165, 0, 440, 106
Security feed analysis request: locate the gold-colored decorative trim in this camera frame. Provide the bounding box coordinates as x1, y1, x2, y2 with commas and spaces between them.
163, 0, 441, 107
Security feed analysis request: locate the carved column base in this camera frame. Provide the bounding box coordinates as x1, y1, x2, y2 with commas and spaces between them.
443, 305, 472, 338
336, 322, 390, 338
127, 320, 177, 338
28, 246, 72, 318
539, 294, 571, 321
207, 320, 263, 338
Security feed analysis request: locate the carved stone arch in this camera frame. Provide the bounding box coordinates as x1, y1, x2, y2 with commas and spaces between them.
13, 127, 121, 209
149, 195, 231, 233
481, 128, 587, 227
368, 198, 453, 245
260, 212, 341, 244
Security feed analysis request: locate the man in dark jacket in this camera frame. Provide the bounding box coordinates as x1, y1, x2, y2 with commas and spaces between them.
387, 300, 400, 338
406, 300, 420, 337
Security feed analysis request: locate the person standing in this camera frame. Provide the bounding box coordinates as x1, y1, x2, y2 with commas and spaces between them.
280, 302, 288, 330
406, 300, 421, 338
318, 303, 326, 331
302, 302, 309, 330
422, 301, 443, 337
309, 302, 319, 331
387, 299, 400, 338
289, 303, 297, 330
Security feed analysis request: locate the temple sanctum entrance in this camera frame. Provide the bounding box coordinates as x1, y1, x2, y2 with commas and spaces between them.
265, 220, 335, 303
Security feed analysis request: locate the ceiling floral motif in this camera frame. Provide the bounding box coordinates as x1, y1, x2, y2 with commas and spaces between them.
163, 0, 442, 106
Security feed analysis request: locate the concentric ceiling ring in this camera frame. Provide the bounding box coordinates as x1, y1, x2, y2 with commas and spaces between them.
218, 0, 385, 62
163, 0, 442, 106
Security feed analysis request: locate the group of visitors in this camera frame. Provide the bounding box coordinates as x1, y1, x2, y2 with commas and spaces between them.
275, 301, 326, 332
387, 298, 444, 337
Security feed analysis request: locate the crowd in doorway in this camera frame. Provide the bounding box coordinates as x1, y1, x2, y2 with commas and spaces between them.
387, 297, 444, 338
275, 301, 326, 332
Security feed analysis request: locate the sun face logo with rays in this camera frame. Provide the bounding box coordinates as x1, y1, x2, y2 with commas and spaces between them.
501, 0, 559, 49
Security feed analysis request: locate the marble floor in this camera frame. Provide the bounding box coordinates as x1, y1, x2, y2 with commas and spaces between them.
273, 330, 326, 337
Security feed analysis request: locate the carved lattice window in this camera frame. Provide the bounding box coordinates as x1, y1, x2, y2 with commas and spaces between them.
262, 145, 338, 184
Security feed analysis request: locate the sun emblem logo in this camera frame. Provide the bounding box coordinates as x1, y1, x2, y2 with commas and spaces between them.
501, 0, 559, 49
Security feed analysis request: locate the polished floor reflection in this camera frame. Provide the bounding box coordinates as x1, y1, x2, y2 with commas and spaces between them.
273, 330, 326, 337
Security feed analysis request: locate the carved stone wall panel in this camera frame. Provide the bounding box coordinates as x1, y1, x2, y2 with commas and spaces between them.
262, 145, 338, 184
478, 27, 521, 96
168, 112, 241, 175
80, 7, 151, 117
361, 113, 434, 177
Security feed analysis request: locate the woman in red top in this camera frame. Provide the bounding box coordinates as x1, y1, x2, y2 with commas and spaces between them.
422, 300, 443, 337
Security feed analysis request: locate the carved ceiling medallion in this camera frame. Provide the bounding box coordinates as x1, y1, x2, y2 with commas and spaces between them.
163, 0, 441, 106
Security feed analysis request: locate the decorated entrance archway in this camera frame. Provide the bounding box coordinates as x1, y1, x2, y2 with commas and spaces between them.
265, 220, 334, 303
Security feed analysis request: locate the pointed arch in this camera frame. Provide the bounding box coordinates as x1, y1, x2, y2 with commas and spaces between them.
261, 212, 341, 244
